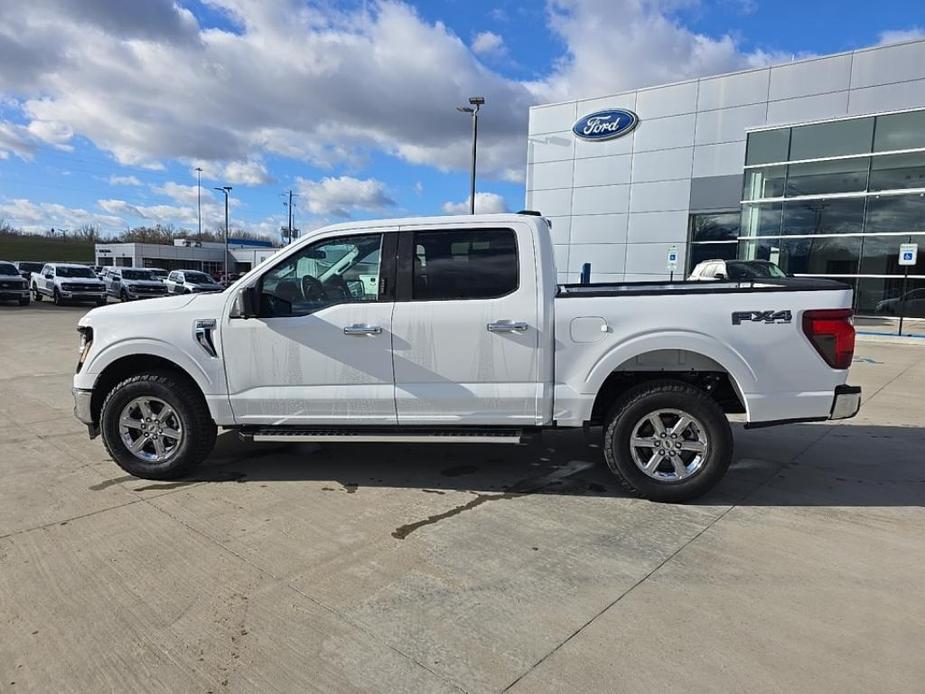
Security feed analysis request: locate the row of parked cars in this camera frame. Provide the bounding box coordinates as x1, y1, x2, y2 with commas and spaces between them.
0, 261, 225, 306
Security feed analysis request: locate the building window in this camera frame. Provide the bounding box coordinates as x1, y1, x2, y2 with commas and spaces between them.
780, 197, 866, 236
745, 129, 790, 165
868, 152, 925, 191
687, 212, 740, 273
741, 109, 925, 316
873, 110, 925, 152
789, 117, 874, 160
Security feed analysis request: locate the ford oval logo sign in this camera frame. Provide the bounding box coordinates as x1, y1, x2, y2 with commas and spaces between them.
572, 109, 639, 141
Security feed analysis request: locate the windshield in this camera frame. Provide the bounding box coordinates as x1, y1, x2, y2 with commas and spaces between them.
57, 266, 97, 278
184, 272, 214, 284
19, 262, 43, 273
122, 269, 153, 280
727, 262, 787, 280
0, 262, 18, 276
149, 269, 167, 279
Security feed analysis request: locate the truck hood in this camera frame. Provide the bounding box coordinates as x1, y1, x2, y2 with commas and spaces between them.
121, 279, 166, 289
80, 291, 226, 325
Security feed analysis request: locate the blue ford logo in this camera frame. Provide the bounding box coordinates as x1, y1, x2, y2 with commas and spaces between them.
572, 109, 639, 141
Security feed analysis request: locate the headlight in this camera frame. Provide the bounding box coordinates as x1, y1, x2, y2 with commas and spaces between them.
77, 326, 93, 373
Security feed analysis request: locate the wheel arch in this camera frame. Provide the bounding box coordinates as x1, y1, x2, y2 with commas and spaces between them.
89, 354, 208, 425
586, 340, 753, 425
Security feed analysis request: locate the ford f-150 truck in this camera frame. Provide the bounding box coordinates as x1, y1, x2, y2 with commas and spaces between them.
72, 213, 860, 502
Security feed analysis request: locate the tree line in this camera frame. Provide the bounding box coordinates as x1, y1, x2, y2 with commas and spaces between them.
0, 219, 274, 246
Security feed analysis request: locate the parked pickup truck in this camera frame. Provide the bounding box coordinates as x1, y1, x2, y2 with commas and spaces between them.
34, 263, 107, 306
102, 267, 169, 301
72, 213, 861, 502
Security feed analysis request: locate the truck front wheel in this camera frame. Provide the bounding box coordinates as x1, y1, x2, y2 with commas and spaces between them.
99, 371, 217, 480
603, 380, 733, 503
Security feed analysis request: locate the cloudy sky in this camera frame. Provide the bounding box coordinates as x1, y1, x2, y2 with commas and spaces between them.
0, 0, 922, 240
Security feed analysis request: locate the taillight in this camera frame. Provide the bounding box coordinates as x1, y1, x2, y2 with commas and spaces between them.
802, 309, 855, 369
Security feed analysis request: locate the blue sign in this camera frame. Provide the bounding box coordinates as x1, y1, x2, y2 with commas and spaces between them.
572, 109, 639, 141
903, 252, 913, 261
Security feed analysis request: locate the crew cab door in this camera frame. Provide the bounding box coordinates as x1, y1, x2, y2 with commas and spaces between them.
390, 223, 541, 425
222, 230, 398, 426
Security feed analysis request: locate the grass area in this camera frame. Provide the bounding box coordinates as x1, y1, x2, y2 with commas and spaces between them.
0, 236, 94, 263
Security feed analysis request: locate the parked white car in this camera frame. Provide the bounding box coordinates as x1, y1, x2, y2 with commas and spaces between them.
73, 213, 861, 502
102, 267, 169, 301
164, 270, 222, 295
689, 259, 789, 281
0, 261, 30, 305
33, 263, 106, 306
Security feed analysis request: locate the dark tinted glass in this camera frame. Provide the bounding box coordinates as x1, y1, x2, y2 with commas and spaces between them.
687, 242, 737, 272
856, 277, 925, 317
740, 202, 782, 237
865, 193, 925, 233
18, 262, 43, 273
122, 269, 152, 280
690, 212, 740, 242
873, 110, 925, 152
780, 198, 865, 236
413, 229, 518, 300
786, 158, 869, 196
0, 262, 18, 275
184, 272, 214, 283
789, 118, 874, 160
57, 266, 96, 278
869, 152, 925, 191
859, 234, 925, 275
776, 236, 861, 275
742, 166, 786, 200
745, 129, 790, 165
738, 237, 777, 262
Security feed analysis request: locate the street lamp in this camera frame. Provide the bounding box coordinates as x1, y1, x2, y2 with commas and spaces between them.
213, 186, 232, 283
195, 167, 203, 244
457, 96, 484, 214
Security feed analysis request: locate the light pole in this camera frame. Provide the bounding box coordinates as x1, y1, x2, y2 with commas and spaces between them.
214, 186, 232, 283
457, 96, 484, 214
195, 167, 203, 244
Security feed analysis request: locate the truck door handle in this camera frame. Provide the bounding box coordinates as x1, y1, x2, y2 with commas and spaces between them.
487, 320, 528, 333
344, 324, 382, 336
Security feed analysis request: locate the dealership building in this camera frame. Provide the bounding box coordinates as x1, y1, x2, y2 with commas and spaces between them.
94, 237, 279, 275
526, 37, 925, 315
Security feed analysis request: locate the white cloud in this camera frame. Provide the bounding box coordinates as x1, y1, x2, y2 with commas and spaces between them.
108, 175, 142, 186
0, 197, 124, 232
472, 31, 505, 57
442, 192, 508, 215
534, 0, 782, 102
297, 176, 395, 218
877, 28, 925, 45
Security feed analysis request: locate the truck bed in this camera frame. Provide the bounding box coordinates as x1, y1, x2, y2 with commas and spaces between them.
557, 277, 850, 298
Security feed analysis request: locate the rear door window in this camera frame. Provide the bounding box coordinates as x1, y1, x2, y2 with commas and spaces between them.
410, 229, 518, 301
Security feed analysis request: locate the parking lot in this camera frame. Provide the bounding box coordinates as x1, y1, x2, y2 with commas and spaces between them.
1, 301, 923, 693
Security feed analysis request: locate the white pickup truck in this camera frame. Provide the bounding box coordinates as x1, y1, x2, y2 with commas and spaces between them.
73, 213, 860, 502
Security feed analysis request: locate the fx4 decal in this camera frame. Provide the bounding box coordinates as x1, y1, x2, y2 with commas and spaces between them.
731, 310, 792, 325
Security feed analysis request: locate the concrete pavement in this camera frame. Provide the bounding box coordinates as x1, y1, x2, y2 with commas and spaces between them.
1, 301, 923, 692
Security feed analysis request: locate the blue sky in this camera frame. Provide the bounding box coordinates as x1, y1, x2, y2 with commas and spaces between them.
0, 0, 922, 241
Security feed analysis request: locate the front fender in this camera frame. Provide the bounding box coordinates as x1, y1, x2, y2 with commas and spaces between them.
78, 337, 217, 395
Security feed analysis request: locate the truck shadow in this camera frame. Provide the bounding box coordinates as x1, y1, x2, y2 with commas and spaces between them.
175, 422, 925, 508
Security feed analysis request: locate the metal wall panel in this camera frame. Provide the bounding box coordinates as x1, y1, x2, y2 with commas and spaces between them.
526, 160, 574, 192
765, 91, 849, 124
850, 41, 925, 89
631, 147, 693, 183
769, 54, 852, 100
629, 179, 692, 213
633, 113, 696, 152
692, 141, 747, 178
695, 103, 767, 145
529, 102, 578, 135
570, 214, 629, 244
573, 154, 632, 188
636, 81, 699, 118
572, 184, 631, 215
697, 69, 770, 111
627, 211, 689, 244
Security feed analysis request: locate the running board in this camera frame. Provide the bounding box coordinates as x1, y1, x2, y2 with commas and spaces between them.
241, 426, 527, 444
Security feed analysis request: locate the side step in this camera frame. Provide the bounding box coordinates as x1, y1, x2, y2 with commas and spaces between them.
240, 426, 527, 444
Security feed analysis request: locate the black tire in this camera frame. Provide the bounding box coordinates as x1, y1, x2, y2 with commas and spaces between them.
53, 288, 63, 306
602, 380, 733, 503
32, 284, 42, 302
100, 371, 217, 480
120, 288, 129, 302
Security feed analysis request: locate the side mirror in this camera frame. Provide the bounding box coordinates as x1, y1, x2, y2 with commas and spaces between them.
714, 272, 726, 281
234, 285, 259, 319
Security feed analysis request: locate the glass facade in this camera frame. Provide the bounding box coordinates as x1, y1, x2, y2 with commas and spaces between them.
734, 108, 925, 318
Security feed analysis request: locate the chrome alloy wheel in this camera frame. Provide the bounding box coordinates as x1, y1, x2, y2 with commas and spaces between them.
629, 408, 709, 482
118, 396, 183, 463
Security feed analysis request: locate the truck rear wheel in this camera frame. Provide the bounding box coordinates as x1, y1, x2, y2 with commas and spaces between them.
99, 371, 217, 480
603, 380, 733, 503
32, 284, 42, 301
